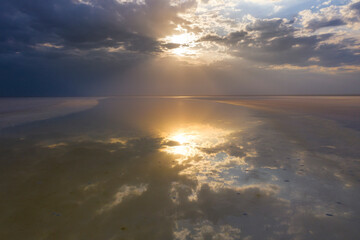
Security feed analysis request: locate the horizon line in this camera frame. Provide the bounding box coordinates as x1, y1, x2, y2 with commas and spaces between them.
1, 94, 360, 98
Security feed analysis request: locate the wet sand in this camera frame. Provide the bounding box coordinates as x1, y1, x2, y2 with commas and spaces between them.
0, 97, 100, 129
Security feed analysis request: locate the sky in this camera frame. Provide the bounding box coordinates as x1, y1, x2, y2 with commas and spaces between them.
1, 0, 360, 96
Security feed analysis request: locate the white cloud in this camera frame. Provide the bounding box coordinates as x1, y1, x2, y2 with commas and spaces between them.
98, 184, 148, 213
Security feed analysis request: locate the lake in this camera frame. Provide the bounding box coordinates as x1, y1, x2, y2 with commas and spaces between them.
1, 96, 360, 240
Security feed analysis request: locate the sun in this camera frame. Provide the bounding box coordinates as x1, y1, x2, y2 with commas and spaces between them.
166, 33, 196, 45
170, 133, 195, 144
162, 31, 199, 57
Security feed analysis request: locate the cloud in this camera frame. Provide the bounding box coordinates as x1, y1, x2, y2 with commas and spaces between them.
351, 1, 360, 14
188, 1, 360, 70
245, 18, 294, 38
0, 0, 199, 96
199, 14, 360, 68
98, 184, 148, 213
298, 1, 360, 30
0, 0, 197, 54
1, 0, 360, 96
306, 18, 346, 31
198, 30, 248, 45
200, 142, 246, 158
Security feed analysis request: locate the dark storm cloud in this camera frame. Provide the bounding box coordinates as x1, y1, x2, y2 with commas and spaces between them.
0, 0, 197, 96
0, 0, 196, 53
201, 18, 360, 68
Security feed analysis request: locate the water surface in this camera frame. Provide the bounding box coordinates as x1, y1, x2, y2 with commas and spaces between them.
0, 96, 360, 240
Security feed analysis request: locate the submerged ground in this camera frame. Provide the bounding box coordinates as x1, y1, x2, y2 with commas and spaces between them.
0, 96, 359, 240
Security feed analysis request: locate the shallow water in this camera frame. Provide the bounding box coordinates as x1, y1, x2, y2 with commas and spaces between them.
0, 96, 360, 240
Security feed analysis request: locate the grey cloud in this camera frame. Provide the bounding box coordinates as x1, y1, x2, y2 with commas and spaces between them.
0, 0, 198, 96
0, 0, 199, 59
177, 183, 294, 239
200, 143, 246, 158
198, 34, 224, 42
199, 30, 248, 45
201, 17, 360, 67
350, 1, 360, 14
1, 0, 195, 54
161, 43, 181, 50
306, 18, 346, 31
246, 19, 294, 39
227, 30, 248, 44
299, 1, 360, 29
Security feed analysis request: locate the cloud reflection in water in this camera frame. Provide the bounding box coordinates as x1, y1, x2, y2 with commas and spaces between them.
0, 97, 360, 239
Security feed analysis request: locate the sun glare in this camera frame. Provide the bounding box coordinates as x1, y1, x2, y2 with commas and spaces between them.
162, 31, 199, 57
171, 133, 194, 144
165, 132, 197, 157
166, 33, 196, 45
162, 126, 230, 162
170, 46, 197, 56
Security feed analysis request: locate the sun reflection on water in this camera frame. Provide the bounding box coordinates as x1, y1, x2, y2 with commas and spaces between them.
162, 125, 252, 190
165, 132, 198, 159
163, 126, 230, 162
